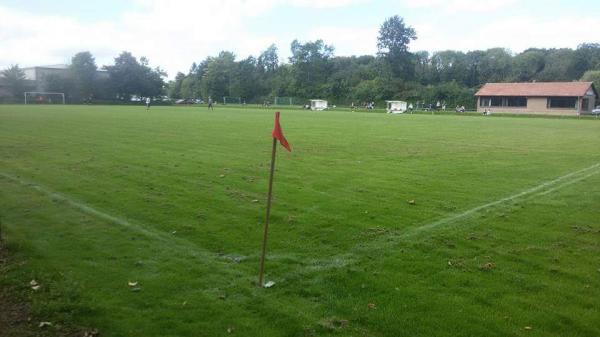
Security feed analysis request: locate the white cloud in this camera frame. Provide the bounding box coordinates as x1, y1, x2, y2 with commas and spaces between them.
289, 0, 369, 8
0, 0, 372, 78
1, 0, 599, 79
403, 0, 519, 13
307, 26, 378, 56
411, 15, 600, 54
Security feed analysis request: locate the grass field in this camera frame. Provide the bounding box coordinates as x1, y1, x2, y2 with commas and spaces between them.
1, 104, 599, 337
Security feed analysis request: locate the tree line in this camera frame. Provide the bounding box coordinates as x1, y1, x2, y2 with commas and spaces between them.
0, 51, 166, 103
2, 16, 600, 107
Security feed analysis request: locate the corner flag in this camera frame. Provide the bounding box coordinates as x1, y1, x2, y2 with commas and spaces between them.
258, 111, 292, 287
272, 111, 291, 152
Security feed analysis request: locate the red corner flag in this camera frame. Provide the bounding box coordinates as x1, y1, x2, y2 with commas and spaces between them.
272, 111, 291, 152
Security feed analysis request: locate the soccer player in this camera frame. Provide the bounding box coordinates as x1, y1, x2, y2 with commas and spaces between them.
146, 97, 151, 110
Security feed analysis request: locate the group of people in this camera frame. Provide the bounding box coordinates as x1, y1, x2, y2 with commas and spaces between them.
144, 96, 215, 110
349, 102, 375, 111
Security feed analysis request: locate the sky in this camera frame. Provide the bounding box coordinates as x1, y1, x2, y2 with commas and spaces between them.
1, 0, 599, 79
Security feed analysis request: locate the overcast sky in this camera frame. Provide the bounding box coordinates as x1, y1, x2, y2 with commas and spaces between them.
1, 0, 599, 79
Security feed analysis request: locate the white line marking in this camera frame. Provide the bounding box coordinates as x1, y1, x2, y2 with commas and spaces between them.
537, 169, 600, 196
408, 163, 600, 235
0, 172, 165, 239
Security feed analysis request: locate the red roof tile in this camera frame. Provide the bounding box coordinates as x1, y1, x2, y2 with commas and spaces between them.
475, 82, 595, 97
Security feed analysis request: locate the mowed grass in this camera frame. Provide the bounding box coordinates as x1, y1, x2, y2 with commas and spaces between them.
1, 104, 599, 337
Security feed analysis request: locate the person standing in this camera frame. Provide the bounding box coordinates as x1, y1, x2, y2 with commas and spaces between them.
208, 97, 214, 110
146, 97, 151, 110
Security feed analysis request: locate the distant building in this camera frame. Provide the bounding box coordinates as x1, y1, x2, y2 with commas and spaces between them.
475, 82, 598, 115
21, 64, 108, 91
0, 78, 10, 97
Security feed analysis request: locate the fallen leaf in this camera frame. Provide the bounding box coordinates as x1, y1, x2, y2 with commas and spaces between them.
263, 281, 275, 288
31, 285, 41, 291
83, 329, 100, 337
128, 281, 138, 287
219, 174, 226, 178
408, 200, 416, 205
367, 303, 376, 310
39, 321, 52, 328
480, 262, 496, 270
30, 280, 38, 287
524, 326, 533, 330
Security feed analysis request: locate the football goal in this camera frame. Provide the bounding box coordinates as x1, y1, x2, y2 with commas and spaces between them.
274, 97, 297, 106
24, 92, 65, 104
222, 96, 242, 104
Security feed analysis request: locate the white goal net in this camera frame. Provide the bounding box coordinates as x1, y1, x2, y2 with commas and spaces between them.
24, 92, 65, 104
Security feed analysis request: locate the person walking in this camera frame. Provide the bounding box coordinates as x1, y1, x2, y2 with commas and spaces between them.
145, 97, 151, 110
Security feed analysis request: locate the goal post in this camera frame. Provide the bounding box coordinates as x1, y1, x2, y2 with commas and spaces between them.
222, 96, 242, 105
274, 96, 296, 106
24, 92, 65, 104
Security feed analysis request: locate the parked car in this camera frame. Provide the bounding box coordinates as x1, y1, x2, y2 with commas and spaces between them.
593, 106, 600, 114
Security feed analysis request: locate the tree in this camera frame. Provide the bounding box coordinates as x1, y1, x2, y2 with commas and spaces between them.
511, 49, 545, 82
168, 72, 186, 99
377, 16, 417, 56
430, 51, 468, 84
581, 70, 600, 93
258, 44, 279, 73
43, 73, 73, 97
1, 64, 27, 98
200, 51, 237, 100
536, 48, 575, 81
180, 76, 197, 99
479, 48, 513, 83
69, 51, 98, 101
232, 56, 260, 101
377, 15, 417, 80
104, 52, 165, 100
289, 39, 334, 98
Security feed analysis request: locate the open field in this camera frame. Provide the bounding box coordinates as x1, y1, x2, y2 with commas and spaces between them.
1, 104, 600, 337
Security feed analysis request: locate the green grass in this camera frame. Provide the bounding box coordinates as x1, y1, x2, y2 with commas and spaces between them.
1, 104, 599, 337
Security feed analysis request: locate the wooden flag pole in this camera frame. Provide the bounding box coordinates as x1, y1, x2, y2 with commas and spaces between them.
258, 137, 278, 287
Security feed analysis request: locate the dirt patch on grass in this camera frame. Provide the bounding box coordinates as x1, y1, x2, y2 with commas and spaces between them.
0, 243, 87, 337
0, 242, 35, 337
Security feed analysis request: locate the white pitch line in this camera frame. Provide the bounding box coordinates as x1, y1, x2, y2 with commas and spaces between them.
537, 168, 600, 196
0, 172, 250, 262
0, 172, 164, 240
295, 162, 600, 275
409, 162, 600, 235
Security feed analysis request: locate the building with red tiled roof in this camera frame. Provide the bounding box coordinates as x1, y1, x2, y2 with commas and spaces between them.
475, 82, 598, 115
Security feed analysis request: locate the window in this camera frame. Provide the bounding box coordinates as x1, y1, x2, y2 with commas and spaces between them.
506, 96, 527, 107
479, 97, 502, 106
548, 97, 576, 109
479, 96, 527, 107
490, 97, 503, 107
582, 98, 590, 111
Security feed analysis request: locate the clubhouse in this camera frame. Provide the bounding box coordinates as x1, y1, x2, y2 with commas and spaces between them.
475, 82, 598, 115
